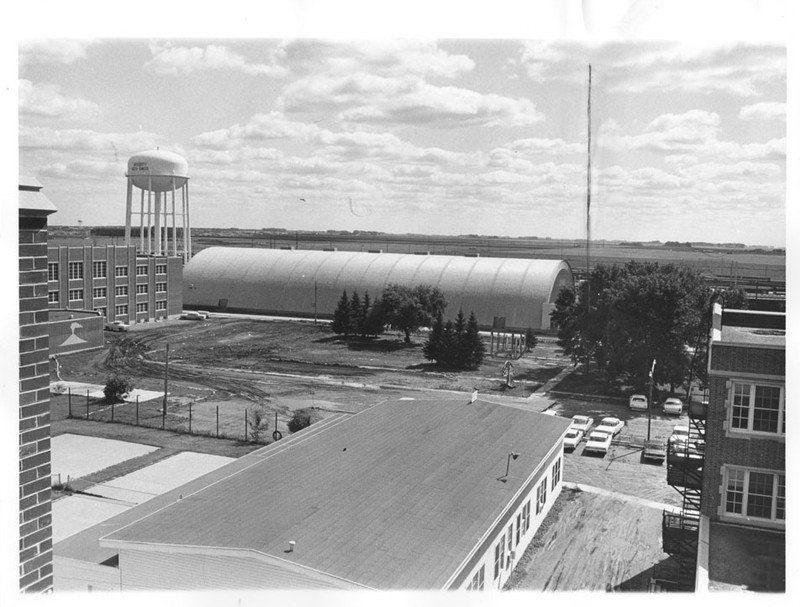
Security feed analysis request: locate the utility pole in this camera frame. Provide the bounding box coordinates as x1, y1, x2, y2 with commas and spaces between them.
162, 343, 169, 429
586, 63, 592, 312
648, 358, 656, 441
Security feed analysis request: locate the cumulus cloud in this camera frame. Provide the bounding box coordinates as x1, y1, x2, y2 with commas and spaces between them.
739, 102, 786, 121
20, 125, 163, 153
19, 80, 100, 120
192, 112, 320, 149
38, 159, 123, 179
517, 41, 785, 97
145, 42, 288, 76
280, 39, 475, 79
19, 39, 98, 66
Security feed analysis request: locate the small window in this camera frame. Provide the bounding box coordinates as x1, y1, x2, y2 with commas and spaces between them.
92, 261, 107, 278
724, 467, 784, 523
467, 565, 485, 591
115, 304, 128, 316
115, 285, 128, 296
115, 266, 128, 277
155, 282, 167, 293
136, 284, 148, 294
93, 287, 107, 299
156, 264, 167, 274
515, 513, 521, 546
136, 302, 148, 313
68, 289, 84, 301
68, 262, 83, 280
47, 262, 59, 281
48, 291, 59, 303
155, 300, 168, 311
551, 458, 561, 490
136, 265, 148, 276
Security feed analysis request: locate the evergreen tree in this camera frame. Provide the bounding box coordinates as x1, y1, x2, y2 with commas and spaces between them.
464, 311, 485, 369
363, 296, 386, 337
359, 291, 372, 337
349, 291, 362, 336
524, 327, 538, 353
331, 290, 351, 336
452, 309, 467, 368
423, 312, 444, 361
441, 320, 456, 366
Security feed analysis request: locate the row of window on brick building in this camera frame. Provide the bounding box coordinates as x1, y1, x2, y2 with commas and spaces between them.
467, 457, 561, 590
47, 261, 167, 281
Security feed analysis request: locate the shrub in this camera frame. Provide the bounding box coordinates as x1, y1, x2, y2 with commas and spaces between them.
103, 375, 133, 403
288, 408, 319, 433
248, 406, 270, 442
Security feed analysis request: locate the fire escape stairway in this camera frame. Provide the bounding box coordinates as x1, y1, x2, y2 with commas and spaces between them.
661, 400, 706, 591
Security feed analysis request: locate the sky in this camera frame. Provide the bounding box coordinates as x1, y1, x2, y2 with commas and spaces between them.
14, 3, 790, 248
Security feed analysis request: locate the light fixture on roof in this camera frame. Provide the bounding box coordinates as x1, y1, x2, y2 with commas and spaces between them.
498, 451, 520, 482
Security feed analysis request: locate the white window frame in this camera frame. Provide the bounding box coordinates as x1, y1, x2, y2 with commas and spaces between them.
467, 565, 485, 590
92, 260, 107, 278
136, 283, 149, 294
115, 265, 128, 277
93, 287, 107, 299
115, 304, 128, 316
68, 289, 84, 301
48, 291, 59, 303
536, 477, 548, 515
729, 382, 785, 436
68, 261, 83, 280
47, 262, 59, 281
156, 264, 167, 274
155, 282, 167, 293
136, 265, 148, 276
551, 457, 562, 490
522, 501, 531, 533
115, 285, 128, 296
155, 300, 168, 311
136, 302, 148, 313
723, 466, 785, 524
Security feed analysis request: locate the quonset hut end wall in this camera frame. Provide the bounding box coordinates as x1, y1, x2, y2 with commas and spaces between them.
182, 248, 573, 332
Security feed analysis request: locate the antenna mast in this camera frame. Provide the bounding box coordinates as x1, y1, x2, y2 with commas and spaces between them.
586, 64, 592, 314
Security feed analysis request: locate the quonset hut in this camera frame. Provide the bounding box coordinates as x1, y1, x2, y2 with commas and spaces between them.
183, 247, 573, 331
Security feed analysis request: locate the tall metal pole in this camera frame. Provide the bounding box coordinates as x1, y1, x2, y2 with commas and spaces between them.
162, 343, 169, 429
586, 63, 592, 312
648, 359, 656, 441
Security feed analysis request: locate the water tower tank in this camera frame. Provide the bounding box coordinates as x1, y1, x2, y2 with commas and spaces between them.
127, 150, 189, 192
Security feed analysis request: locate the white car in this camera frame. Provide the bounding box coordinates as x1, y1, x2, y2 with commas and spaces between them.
104, 320, 129, 332
570, 415, 594, 434
197, 310, 211, 319
662, 397, 683, 416
583, 431, 613, 455
669, 425, 690, 445
595, 417, 624, 436
629, 394, 648, 411
179, 311, 205, 321
563, 428, 584, 451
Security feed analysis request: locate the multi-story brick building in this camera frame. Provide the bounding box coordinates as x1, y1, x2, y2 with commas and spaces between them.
18, 177, 57, 592
46, 245, 182, 325
698, 304, 785, 591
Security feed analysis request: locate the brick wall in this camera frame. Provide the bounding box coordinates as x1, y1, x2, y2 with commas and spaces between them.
702, 377, 786, 521
709, 343, 784, 377
19, 213, 54, 592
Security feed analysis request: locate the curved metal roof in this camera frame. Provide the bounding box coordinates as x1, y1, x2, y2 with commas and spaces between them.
183, 247, 573, 330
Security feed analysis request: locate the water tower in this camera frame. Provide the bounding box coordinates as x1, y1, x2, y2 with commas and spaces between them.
125, 150, 191, 260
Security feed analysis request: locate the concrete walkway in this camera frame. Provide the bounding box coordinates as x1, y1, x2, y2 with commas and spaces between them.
528, 363, 579, 398
563, 481, 681, 514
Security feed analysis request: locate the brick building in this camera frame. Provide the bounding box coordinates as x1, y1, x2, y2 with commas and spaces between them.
697, 304, 785, 591
18, 177, 57, 592
47, 245, 183, 325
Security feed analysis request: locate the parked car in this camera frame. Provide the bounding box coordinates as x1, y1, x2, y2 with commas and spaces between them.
104, 320, 129, 332
642, 439, 667, 463
629, 394, 648, 411
563, 428, 584, 451
179, 311, 205, 321
584, 431, 613, 455
570, 415, 594, 434
595, 417, 624, 436
668, 425, 690, 445
662, 397, 684, 416
668, 425, 702, 458
197, 310, 211, 319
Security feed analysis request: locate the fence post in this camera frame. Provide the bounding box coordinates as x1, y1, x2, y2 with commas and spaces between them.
136, 395, 139, 426
216, 406, 219, 438
245, 408, 248, 441
189, 402, 192, 434
68, 388, 72, 418
86, 390, 89, 420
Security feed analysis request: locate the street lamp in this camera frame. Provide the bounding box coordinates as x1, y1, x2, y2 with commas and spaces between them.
498, 452, 520, 482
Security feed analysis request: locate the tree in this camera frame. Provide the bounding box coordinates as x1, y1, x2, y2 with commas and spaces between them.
349, 291, 362, 336
524, 327, 538, 353
362, 295, 386, 337
104, 375, 133, 403
423, 312, 444, 362
331, 290, 351, 336
463, 312, 485, 369
550, 261, 715, 393
248, 406, 270, 442
379, 284, 447, 343
452, 308, 467, 367
359, 291, 372, 336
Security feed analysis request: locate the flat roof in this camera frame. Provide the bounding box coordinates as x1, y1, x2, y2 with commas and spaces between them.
720, 325, 785, 347
706, 521, 784, 591
102, 395, 570, 589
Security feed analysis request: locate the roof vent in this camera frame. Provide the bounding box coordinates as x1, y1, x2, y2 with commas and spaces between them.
288, 540, 296, 552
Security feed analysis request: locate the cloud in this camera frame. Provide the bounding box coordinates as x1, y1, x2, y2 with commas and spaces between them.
517, 41, 785, 97
19, 39, 98, 66
599, 109, 721, 153
37, 159, 123, 179
20, 125, 164, 153
739, 102, 786, 121
280, 39, 475, 79
145, 42, 288, 76
19, 80, 100, 120
192, 112, 320, 149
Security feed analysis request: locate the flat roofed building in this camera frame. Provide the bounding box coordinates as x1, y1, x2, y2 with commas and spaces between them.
697, 305, 785, 591
99, 395, 570, 590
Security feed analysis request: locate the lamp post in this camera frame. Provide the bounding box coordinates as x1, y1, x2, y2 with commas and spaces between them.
648, 359, 656, 441
499, 451, 520, 482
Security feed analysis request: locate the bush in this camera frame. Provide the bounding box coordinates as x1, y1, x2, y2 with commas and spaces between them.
103, 375, 133, 403
525, 327, 538, 352
423, 309, 484, 370
288, 408, 319, 433
248, 406, 270, 442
